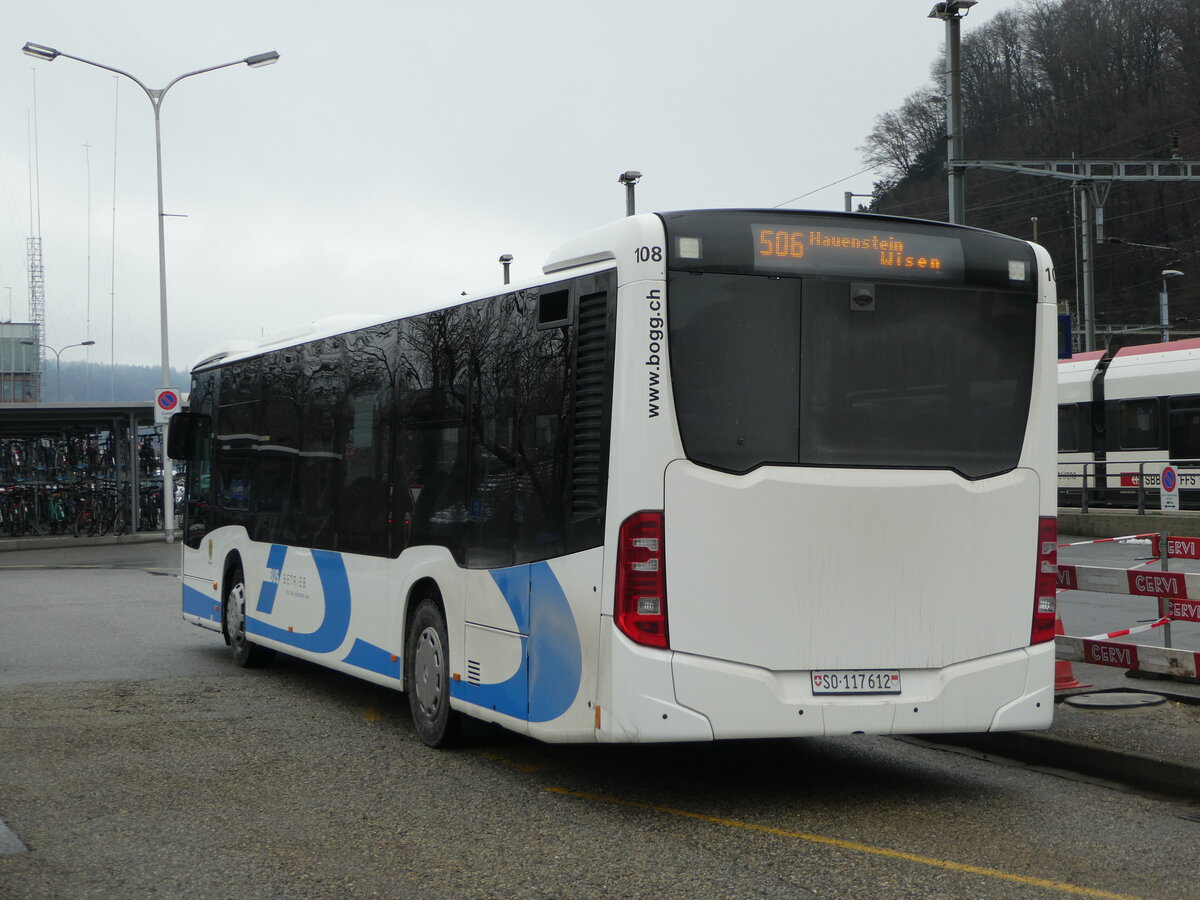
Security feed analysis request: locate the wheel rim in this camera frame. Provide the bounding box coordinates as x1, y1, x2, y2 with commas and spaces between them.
227, 582, 247, 646
412, 625, 445, 719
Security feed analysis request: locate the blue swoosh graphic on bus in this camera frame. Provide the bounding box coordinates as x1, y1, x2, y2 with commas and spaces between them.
451, 561, 581, 723
343, 638, 401, 679
246, 546, 352, 653
182, 583, 218, 622
527, 562, 582, 722
489, 565, 531, 632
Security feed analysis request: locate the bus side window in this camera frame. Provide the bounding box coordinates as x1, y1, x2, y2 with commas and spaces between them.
336, 323, 396, 557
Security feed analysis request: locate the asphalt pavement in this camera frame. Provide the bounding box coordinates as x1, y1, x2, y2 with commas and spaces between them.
3, 520, 1199, 806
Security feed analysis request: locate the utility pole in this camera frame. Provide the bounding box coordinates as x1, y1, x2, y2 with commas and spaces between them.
929, 1, 977, 224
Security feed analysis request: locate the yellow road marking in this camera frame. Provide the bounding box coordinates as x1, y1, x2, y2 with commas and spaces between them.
546, 788, 1148, 900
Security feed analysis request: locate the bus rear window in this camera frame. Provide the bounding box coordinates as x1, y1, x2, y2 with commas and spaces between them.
667, 272, 1036, 479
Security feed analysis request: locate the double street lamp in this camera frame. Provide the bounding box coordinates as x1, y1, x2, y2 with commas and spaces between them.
23, 41, 279, 541
19, 338, 94, 401
44, 339, 96, 401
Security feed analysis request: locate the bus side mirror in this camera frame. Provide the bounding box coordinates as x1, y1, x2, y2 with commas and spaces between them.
167, 412, 201, 460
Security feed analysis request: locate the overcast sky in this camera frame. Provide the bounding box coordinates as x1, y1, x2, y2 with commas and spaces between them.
1, 0, 1021, 381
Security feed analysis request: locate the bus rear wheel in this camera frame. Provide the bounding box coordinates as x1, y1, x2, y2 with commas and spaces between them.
406, 596, 460, 748
224, 566, 275, 668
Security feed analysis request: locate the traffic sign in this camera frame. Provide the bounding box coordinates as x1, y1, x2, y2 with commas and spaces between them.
154, 388, 180, 425
1161, 464, 1180, 512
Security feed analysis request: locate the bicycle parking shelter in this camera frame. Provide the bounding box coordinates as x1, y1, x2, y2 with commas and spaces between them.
0, 400, 184, 535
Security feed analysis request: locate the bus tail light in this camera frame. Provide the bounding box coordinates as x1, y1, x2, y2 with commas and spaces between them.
1031, 516, 1057, 645
615, 510, 669, 649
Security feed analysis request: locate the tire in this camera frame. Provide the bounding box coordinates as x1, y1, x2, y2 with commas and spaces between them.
74, 510, 90, 538
223, 566, 275, 668
113, 507, 127, 537
405, 595, 460, 748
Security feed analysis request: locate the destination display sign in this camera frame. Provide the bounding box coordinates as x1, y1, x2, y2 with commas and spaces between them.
752, 223, 966, 281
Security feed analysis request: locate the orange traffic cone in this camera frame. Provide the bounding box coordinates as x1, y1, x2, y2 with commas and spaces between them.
1054, 615, 1091, 690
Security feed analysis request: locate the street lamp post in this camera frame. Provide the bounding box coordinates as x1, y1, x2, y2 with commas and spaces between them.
618, 171, 642, 216
1161, 269, 1185, 343
24, 42, 279, 542
40, 339, 97, 401
928, 0, 978, 224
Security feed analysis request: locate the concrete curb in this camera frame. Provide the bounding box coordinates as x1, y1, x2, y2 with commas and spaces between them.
929, 730, 1200, 801
0, 531, 179, 552
1059, 509, 1200, 540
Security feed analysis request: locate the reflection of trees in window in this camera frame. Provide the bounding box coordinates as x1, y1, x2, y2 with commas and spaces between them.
337, 323, 398, 556
215, 359, 261, 523
295, 337, 345, 550
183, 371, 218, 549
197, 270, 612, 564
398, 308, 471, 555
255, 349, 302, 544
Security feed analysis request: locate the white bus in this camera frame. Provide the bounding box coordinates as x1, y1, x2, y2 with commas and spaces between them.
168, 208, 1058, 746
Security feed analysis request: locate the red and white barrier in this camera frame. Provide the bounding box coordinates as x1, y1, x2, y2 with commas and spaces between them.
1056, 635, 1200, 678
1055, 564, 1200, 623
1085, 615, 1173, 640
1150, 534, 1200, 560
1057, 534, 1154, 549
1056, 531, 1200, 684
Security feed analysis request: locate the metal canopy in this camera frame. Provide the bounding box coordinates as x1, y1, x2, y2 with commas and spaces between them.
0, 401, 161, 438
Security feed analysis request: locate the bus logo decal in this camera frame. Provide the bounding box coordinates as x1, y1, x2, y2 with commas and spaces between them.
255, 545, 290, 614
247, 547, 353, 654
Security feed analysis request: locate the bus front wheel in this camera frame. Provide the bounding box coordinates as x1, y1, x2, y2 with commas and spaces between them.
406, 596, 460, 748
224, 566, 275, 668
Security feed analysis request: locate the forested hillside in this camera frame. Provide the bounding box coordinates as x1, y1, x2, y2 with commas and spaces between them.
861, 0, 1200, 340
49, 361, 189, 404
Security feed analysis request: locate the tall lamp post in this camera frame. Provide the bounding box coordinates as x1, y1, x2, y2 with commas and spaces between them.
928, 0, 978, 224
23, 42, 279, 542
39, 339, 96, 401
618, 171, 642, 216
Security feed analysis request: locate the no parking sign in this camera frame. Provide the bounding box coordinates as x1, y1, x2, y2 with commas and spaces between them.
1161, 464, 1180, 512
154, 388, 180, 425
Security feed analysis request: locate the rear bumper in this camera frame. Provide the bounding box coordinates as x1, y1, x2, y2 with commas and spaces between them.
667, 641, 1054, 739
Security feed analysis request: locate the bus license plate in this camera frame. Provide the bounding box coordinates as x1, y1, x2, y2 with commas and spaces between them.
811, 670, 902, 695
